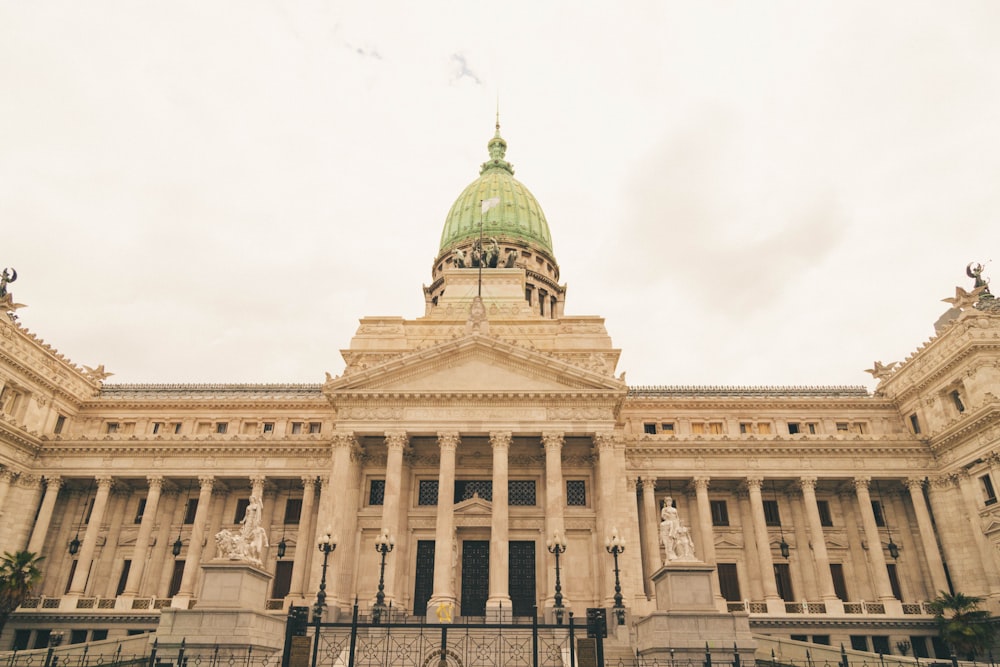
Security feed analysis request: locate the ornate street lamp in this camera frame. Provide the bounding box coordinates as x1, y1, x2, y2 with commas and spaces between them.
313, 530, 337, 623
372, 531, 395, 624
605, 527, 626, 625
547, 530, 567, 624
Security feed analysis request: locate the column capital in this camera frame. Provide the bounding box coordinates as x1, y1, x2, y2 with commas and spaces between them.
43, 475, 63, 490
692, 476, 710, 491
904, 477, 926, 492
198, 475, 215, 491
626, 476, 638, 492
954, 469, 972, 483
437, 432, 460, 451
146, 476, 164, 491
541, 432, 564, 450
385, 431, 409, 450
987, 451, 1000, 467
852, 476, 871, 492
745, 476, 764, 491
929, 474, 957, 490
489, 431, 512, 449
301, 475, 317, 490
0, 468, 15, 483
95, 475, 114, 490
798, 476, 818, 492
331, 431, 359, 449
639, 476, 658, 492
593, 432, 616, 451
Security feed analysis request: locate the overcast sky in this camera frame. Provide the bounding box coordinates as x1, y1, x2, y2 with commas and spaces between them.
1, 2, 998, 389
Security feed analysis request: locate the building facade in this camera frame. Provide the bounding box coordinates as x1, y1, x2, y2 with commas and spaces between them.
1, 126, 999, 657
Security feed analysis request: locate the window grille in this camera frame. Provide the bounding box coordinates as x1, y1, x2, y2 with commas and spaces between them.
508, 480, 536, 506
566, 480, 586, 506
418, 480, 439, 506
369, 480, 385, 506
455, 480, 492, 502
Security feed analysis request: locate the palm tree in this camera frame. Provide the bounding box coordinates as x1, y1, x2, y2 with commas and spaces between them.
927, 591, 996, 660
0, 550, 44, 637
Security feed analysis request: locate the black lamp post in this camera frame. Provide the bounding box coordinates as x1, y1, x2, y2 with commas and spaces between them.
313, 531, 336, 623
43, 631, 63, 667
605, 527, 626, 625
372, 531, 395, 624
547, 530, 567, 624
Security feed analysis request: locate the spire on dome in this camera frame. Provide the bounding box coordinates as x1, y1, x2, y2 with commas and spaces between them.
482, 111, 513, 176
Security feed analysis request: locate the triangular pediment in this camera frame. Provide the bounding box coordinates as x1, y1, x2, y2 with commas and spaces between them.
325, 333, 626, 395
454, 495, 493, 514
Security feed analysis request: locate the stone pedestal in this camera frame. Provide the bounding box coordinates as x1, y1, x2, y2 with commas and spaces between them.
636, 563, 755, 664
155, 561, 286, 653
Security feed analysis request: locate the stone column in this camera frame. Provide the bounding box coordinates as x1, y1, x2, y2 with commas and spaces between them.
202, 486, 229, 561
542, 432, 566, 608
745, 477, 781, 611
329, 432, 363, 609
380, 431, 408, 605
124, 476, 163, 596
27, 476, 62, 554
487, 431, 512, 614
904, 477, 949, 595
94, 488, 128, 597
153, 489, 184, 597
594, 432, 618, 607
288, 476, 317, 600
735, 488, 763, 601
956, 471, 1000, 593
174, 475, 214, 605
852, 477, 897, 604
799, 477, 840, 606
68, 475, 114, 595
640, 477, 659, 595
429, 432, 459, 616
0, 469, 14, 520
692, 476, 724, 605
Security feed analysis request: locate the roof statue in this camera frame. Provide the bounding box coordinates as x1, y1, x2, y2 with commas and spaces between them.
967, 262, 991, 294
0, 267, 16, 298
865, 360, 899, 382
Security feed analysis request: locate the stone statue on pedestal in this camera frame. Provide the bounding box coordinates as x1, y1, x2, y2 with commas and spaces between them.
214, 493, 269, 567
659, 496, 698, 563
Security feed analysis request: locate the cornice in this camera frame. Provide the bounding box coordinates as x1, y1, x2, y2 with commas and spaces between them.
36, 440, 332, 457
626, 441, 932, 459
928, 400, 1000, 453
623, 397, 896, 411
331, 391, 625, 403
628, 385, 869, 398
750, 618, 936, 630
0, 416, 42, 454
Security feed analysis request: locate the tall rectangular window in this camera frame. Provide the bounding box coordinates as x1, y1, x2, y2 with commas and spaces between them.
116, 560, 131, 596
787, 422, 800, 435
168, 561, 185, 597
981, 475, 997, 506
950, 390, 966, 414
909, 414, 921, 434
710, 500, 729, 526
272, 561, 293, 599
763, 500, 781, 526
817, 500, 833, 527
773, 562, 794, 601
309, 422, 322, 434
54, 414, 66, 434
717, 563, 741, 601
886, 563, 902, 600
134, 499, 147, 525
283, 498, 302, 524
871, 500, 885, 527
830, 563, 848, 601
184, 498, 199, 524
508, 480, 536, 506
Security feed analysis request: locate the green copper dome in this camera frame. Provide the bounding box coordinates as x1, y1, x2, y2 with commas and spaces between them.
439, 125, 554, 257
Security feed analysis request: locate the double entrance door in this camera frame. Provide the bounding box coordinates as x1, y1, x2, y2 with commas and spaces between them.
413, 540, 536, 617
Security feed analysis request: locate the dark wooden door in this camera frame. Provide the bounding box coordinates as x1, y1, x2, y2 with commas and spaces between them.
508, 541, 536, 616
461, 540, 490, 616
413, 540, 435, 617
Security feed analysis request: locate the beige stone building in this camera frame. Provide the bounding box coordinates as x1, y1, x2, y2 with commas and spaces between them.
1, 126, 999, 658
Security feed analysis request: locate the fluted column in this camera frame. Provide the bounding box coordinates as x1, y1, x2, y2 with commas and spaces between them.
487, 431, 512, 613
745, 477, 781, 610
692, 476, 724, 605
288, 476, 317, 600
852, 477, 896, 603
799, 477, 839, 603
594, 432, 623, 607
904, 477, 949, 595
542, 432, 566, 608
68, 475, 114, 595
175, 475, 214, 604
429, 432, 459, 616
326, 432, 362, 609
27, 476, 62, 554
123, 477, 163, 595
640, 477, 659, 594
380, 431, 408, 605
